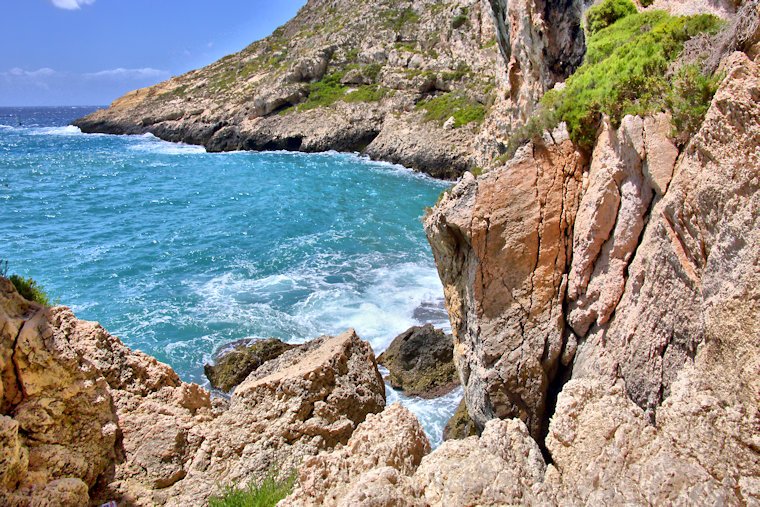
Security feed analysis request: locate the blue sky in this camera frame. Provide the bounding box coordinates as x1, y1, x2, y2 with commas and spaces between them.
1, 0, 306, 106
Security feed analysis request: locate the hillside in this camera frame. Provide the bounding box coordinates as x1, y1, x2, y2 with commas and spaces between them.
75, 0, 509, 178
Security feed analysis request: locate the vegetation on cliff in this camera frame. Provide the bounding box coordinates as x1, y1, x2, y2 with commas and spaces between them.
1, 261, 52, 306
507, 0, 723, 154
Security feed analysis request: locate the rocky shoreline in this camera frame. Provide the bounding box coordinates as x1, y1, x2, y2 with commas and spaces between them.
3, 0, 759, 505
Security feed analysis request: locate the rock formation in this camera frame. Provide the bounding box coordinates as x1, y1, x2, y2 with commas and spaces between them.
277, 51, 759, 506
204, 338, 296, 392
0, 277, 386, 506
377, 324, 458, 398
441, 399, 478, 441
425, 128, 586, 436
73, 0, 503, 178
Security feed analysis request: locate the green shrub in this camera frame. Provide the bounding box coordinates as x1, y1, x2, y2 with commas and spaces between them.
208, 472, 296, 507
666, 64, 722, 145
383, 8, 420, 31
417, 93, 486, 128
539, 9, 722, 151
9, 275, 52, 306
452, 14, 469, 29
344, 85, 388, 103
298, 72, 348, 110
585, 0, 638, 36
640, 0, 655, 6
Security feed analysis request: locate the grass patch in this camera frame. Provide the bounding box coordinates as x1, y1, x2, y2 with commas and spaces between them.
529, 4, 723, 151
208, 472, 296, 507
417, 93, 486, 128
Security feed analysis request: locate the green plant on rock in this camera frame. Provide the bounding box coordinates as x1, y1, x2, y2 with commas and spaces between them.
344, 85, 388, 103
585, 0, 638, 36
9, 274, 52, 306
298, 71, 348, 110
416, 93, 486, 128
208, 471, 296, 507
666, 64, 722, 146
382, 7, 420, 32
535, 8, 722, 151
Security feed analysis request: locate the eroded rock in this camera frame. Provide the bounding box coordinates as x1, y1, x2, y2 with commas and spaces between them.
424, 131, 586, 436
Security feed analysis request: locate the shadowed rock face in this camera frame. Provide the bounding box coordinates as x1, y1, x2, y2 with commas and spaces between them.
204, 338, 296, 393
377, 324, 458, 398
442, 398, 478, 441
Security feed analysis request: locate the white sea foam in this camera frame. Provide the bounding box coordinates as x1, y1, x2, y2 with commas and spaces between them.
383, 369, 463, 448
30, 125, 83, 136
128, 135, 207, 155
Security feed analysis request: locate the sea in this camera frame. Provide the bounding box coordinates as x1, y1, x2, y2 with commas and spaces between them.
0, 106, 461, 447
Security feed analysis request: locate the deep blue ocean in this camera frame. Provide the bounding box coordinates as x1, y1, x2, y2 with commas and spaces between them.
0, 106, 460, 446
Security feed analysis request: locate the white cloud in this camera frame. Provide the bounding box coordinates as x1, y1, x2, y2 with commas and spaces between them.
5, 68, 57, 77
50, 0, 95, 10
83, 68, 169, 80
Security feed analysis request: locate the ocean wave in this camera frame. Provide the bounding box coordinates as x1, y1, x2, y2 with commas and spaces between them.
128, 136, 207, 155
384, 374, 463, 448
29, 125, 83, 136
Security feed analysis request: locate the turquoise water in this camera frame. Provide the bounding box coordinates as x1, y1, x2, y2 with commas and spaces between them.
0, 107, 457, 445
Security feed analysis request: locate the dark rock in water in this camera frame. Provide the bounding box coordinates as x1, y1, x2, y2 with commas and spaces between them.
377, 324, 459, 398
443, 398, 478, 441
412, 299, 449, 325
204, 338, 296, 392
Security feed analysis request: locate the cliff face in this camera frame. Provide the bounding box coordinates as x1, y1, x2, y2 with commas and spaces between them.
274, 44, 759, 507
72, 0, 606, 179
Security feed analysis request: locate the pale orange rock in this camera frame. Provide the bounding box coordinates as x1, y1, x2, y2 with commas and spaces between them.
425, 130, 586, 436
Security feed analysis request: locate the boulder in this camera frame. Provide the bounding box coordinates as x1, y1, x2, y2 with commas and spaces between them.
0, 278, 118, 506
282, 403, 430, 507
204, 338, 296, 392
377, 324, 458, 398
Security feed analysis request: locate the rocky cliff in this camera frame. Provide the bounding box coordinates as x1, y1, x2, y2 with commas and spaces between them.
5, 0, 760, 505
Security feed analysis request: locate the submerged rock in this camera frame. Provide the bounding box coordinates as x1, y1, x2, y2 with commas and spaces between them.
377, 324, 459, 398
204, 338, 296, 392
442, 399, 478, 441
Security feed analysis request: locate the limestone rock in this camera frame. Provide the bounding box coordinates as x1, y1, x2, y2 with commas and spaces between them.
411, 418, 546, 506
573, 51, 760, 417
162, 330, 386, 506
424, 135, 586, 436
282, 403, 429, 507
0, 278, 117, 506
566, 112, 679, 336
204, 338, 296, 392
1, 275, 388, 506
377, 324, 458, 398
